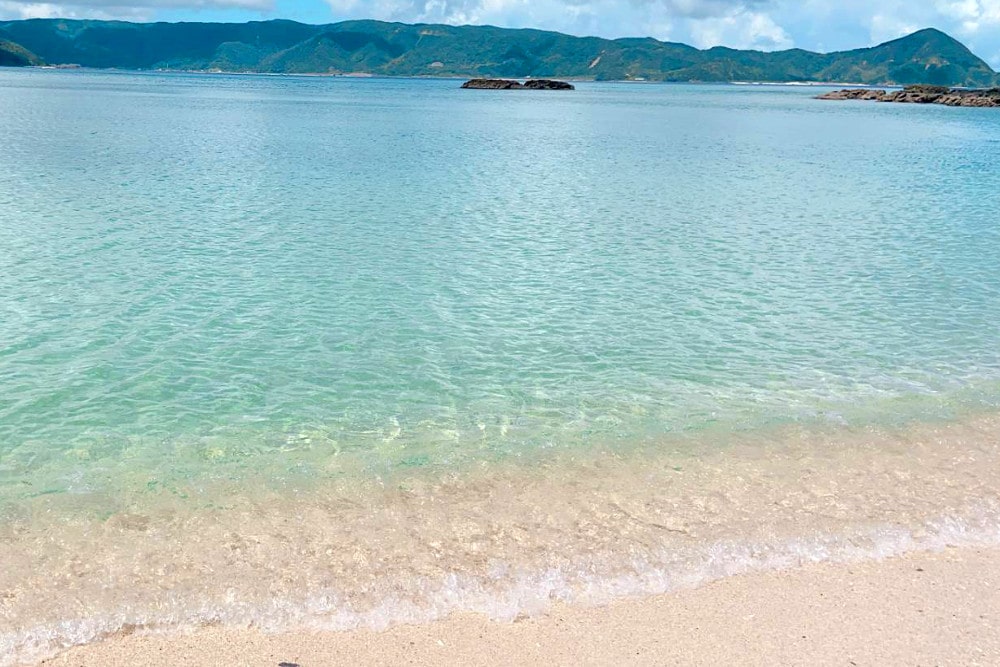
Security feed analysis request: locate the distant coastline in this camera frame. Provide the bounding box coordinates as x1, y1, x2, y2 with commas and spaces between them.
13, 65, 893, 88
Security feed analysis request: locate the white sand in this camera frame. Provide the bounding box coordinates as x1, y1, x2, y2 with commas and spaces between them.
42, 546, 1000, 666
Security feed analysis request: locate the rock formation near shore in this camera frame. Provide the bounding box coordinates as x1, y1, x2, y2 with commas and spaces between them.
523, 79, 575, 90
817, 84, 1000, 107
461, 79, 575, 90
461, 78, 522, 89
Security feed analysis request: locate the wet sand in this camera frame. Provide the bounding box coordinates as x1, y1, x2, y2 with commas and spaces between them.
43, 546, 1000, 666
6, 415, 1000, 664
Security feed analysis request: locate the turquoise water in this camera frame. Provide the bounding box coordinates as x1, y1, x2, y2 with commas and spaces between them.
1, 71, 1000, 500
5, 70, 1000, 665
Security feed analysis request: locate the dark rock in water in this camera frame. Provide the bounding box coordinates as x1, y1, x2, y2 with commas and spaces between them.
815, 88, 886, 101
929, 87, 1000, 107
523, 79, 575, 90
882, 85, 950, 104
816, 84, 1000, 107
461, 78, 575, 90
462, 78, 524, 89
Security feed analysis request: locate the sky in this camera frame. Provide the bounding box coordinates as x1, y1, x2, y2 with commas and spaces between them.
1, 0, 999, 68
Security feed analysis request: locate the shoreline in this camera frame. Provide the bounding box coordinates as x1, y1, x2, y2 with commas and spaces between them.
41, 546, 1000, 666
5, 413, 1000, 665
18, 67, 882, 87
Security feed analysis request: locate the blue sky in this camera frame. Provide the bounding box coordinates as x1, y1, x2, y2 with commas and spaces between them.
2, 0, 999, 67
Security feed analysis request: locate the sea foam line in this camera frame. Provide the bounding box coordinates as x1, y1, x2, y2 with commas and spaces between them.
5, 506, 1000, 667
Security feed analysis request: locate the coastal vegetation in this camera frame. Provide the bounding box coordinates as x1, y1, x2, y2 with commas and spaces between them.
0, 19, 997, 86
0, 35, 43, 66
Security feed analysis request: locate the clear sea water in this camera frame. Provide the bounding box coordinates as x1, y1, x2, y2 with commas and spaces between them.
2, 70, 1000, 663
2, 71, 1000, 497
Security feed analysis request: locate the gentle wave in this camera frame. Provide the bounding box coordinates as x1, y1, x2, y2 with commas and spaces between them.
6, 507, 1000, 666
4, 415, 1000, 665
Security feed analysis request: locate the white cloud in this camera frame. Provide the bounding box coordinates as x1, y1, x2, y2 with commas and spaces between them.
942, 0, 1000, 33
0, 0, 269, 19
324, 0, 794, 47
936, 0, 980, 22
936, 0, 1000, 24
868, 11, 918, 43
688, 7, 792, 49
328, 0, 762, 24
0, 0, 149, 17
0, 1, 66, 17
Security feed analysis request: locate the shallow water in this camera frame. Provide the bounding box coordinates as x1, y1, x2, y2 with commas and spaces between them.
4, 416, 1000, 665
1, 70, 1000, 664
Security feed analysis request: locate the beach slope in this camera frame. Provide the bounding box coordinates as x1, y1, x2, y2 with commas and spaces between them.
43, 547, 1000, 667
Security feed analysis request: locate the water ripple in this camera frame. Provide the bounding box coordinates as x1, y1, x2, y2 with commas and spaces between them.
0, 72, 999, 496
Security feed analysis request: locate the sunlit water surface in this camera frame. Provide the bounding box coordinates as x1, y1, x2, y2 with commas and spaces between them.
1, 70, 1000, 664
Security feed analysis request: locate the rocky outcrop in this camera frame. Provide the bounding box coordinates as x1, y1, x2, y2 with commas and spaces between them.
815, 88, 888, 101
461, 78, 575, 90
817, 84, 1000, 107
461, 78, 522, 89
882, 85, 951, 103
522, 79, 575, 90
906, 86, 1000, 106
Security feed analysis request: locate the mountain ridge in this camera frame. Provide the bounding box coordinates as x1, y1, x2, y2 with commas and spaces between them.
0, 18, 996, 87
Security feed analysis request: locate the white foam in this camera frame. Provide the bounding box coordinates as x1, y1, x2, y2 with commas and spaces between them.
5, 507, 1000, 667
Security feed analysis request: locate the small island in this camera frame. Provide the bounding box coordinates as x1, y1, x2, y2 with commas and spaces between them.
817, 84, 1000, 107
461, 79, 575, 90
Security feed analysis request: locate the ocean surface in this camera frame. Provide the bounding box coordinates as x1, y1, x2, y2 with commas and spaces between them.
2, 70, 1000, 664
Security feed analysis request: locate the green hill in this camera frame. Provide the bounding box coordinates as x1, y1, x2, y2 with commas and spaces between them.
0, 19, 995, 86
814, 29, 998, 87
0, 32, 44, 66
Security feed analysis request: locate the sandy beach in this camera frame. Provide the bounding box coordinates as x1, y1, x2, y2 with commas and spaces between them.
41, 546, 1000, 666
6, 415, 1000, 666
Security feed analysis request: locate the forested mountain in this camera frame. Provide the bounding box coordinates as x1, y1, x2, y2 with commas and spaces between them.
0, 29, 43, 66
0, 19, 996, 87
